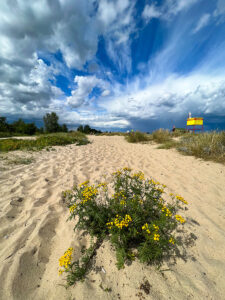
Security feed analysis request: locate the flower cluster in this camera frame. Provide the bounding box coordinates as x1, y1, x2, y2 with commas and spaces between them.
161, 205, 172, 217
132, 171, 145, 181
120, 200, 126, 206
142, 223, 151, 234
58, 247, 73, 275
154, 234, 160, 241
97, 182, 108, 191
107, 214, 132, 230
175, 214, 186, 224
176, 195, 188, 205
112, 170, 122, 176
169, 237, 175, 244
148, 179, 160, 185
81, 185, 98, 203
153, 224, 159, 231
113, 190, 126, 200
69, 204, 77, 213
142, 223, 160, 240
79, 180, 89, 187
123, 167, 132, 172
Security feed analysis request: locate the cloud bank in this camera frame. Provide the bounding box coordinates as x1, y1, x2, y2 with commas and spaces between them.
0, 0, 225, 130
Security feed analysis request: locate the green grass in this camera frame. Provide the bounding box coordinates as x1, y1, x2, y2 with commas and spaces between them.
0, 132, 89, 152
177, 131, 225, 164
157, 140, 179, 149
125, 131, 151, 143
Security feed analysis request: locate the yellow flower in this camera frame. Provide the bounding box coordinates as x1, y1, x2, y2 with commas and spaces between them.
69, 204, 77, 213
169, 237, 175, 244
79, 180, 89, 187
58, 247, 73, 273
58, 269, 64, 275
153, 224, 159, 231
154, 234, 160, 241
176, 195, 188, 205
123, 167, 132, 172
132, 172, 145, 181
175, 214, 186, 224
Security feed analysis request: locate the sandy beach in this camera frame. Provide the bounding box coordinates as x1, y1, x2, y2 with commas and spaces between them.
0, 135, 225, 300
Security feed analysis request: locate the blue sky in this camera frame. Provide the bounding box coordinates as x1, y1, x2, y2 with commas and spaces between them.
0, 0, 225, 131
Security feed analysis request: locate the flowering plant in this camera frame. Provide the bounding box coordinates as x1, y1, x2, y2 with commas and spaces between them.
59, 168, 188, 285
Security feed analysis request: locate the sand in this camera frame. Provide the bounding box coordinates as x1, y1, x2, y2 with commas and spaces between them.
0, 135, 225, 300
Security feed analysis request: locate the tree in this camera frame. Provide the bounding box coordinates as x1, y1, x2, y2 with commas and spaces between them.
83, 124, 91, 134
61, 124, 68, 132
77, 125, 84, 132
12, 119, 27, 133
0, 117, 9, 132
24, 123, 37, 135
43, 112, 60, 133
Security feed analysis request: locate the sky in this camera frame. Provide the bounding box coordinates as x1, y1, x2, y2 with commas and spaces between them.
0, 0, 225, 132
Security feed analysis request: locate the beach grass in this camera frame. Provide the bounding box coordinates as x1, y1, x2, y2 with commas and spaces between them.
0, 132, 89, 152
177, 131, 225, 163
125, 131, 151, 143
125, 129, 225, 164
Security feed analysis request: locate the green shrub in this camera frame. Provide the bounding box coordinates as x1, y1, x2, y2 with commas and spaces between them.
152, 129, 172, 143
60, 168, 189, 285
177, 131, 225, 163
126, 131, 150, 143
0, 132, 89, 152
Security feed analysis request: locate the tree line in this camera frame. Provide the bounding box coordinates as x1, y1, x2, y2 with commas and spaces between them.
0, 112, 68, 135
0, 112, 102, 135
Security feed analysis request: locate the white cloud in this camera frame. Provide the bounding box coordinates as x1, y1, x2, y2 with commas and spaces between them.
0, 0, 136, 123
101, 89, 110, 97
142, 0, 199, 22
193, 13, 211, 33
142, 4, 162, 20
100, 73, 225, 123
66, 75, 108, 108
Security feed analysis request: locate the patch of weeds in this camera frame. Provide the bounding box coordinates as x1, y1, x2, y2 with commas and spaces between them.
59, 168, 193, 286
125, 131, 151, 143
0, 132, 89, 152
152, 129, 173, 144
157, 140, 178, 149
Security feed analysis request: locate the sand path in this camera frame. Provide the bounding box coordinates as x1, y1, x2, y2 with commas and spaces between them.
0, 136, 225, 300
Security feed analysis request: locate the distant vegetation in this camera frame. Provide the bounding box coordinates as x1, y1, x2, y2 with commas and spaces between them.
77, 124, 102, 134
125, 131, 150, 143
0, 112, 68, 138
0, 132, 89, 152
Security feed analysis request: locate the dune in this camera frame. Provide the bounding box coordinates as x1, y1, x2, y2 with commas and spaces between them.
0, 135, 225, 300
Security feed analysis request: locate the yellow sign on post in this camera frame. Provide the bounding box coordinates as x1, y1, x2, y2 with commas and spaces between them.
187, 118, 203, 126
186, 117, 203, 133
